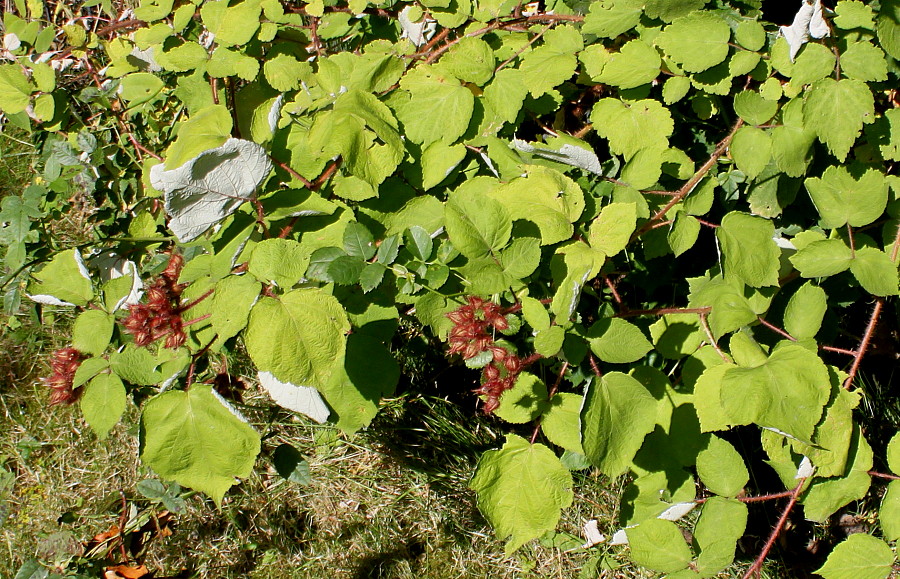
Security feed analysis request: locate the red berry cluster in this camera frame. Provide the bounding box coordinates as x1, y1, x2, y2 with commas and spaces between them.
45, 347, 85, 405
122, 253, 187, 349
446, 296, 528, 414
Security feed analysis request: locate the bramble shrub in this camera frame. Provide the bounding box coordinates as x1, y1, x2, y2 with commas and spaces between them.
2, 0, 900, 575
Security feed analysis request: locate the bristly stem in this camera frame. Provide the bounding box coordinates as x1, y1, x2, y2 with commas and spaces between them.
530, 361, 568, 444
632, 118, 744, 241
614, 306, 711, 318
699, 311, 729, 362
742, 478, 807, 579
843, 298, 884, 389
756, 316, 796, 341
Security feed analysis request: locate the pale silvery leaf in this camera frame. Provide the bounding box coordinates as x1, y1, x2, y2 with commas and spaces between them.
91, 251, 144, 310
780, 0, 830, 61
582, 519, 605, 548
129, 46, 161, 73
27, 294, 76, 306
796, 456, 816, 479
268, 94, 285, 134
609, 528, 630, 546
398, 6, 436, 47
1, 33, 21, 60
150, 138, 272, 242
658, 501, 698, 521
258, 371, 331, 424
511, 139, 604, 176
73, 249, 91, 281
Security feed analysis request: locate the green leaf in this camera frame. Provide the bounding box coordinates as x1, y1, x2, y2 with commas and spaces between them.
591, 98, 673, 159
118, 72, 165, 106
735, 20, 766, 51
850, 247, 899, 296
655, 12, 732, 73
805, 165, 888, 229
134, 0, 175, 21
80, 373, 126, 440
72, 310, 114, 357
582, 372, 657, 476
662, 76, 691, 105
582, 0, 642, 38
889, 432, 900, 473
157, 42, 209, 73
730, 126, 771, 179
520, 25, 583, 97
803, 424, 873, 521
541, 392, 583, 453
140, 385, 260, 506
490, 166, 585, 246
495, 373, 548, 424
733, 90, 778, 126
835, 0, 875, 30
791, 383, 861, 478
208, 47, 260, 81
534, 325, 565, 357
696, 435, 749, 497
719, 342, 831, 441
693, 497, 748, 576
343, 222, 377, 260
444, 179, 511, 259
0, 64, 33, 114
880, 480, 900, 541
876, 0, 900, 60
803, 78, 875, 161
441, 37, 495, 86
649, 313, 704, 359
840, 41, 888, 82
200, 0, 262, 47
790, 239, 854, 277
815, 533, 895, 579
716, 212, 780, 287
688, 279, 757, 340
668, 211, 701, 257
29, 249, 93, 306
210, 275, 261, 346
589, 202, 636, 257
396, 66, 474, 146
245, 289, 350, 390
248, 238, 309, 288
592, 40, 661, 89
162, 105, 233, 170
483, 68, 528, 127
263, 53, 308, 91
585, 318, 652, 364
791, 43, 836, 87
784, 282, 827, 339
470, 435, 573, 555
321, 332, 398, 434
521, 297, 550, 332
109, 345, 161, 386
626, 518, 692, 574
693, 363, 738, 432
501, 237, 540, 279
421, 141, 467, 190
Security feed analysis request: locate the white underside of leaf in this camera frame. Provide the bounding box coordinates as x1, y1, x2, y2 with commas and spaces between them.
150, 138, 272, 242
780, 0, 830, 62
609, 528, 630, 546
658, 501, 698, 521
581, 519, 605, 548
511, 139, 604, 175
27, 294, 76, 306
398, 6, 436, 47
268, 94, 284, 134
796, 455, 816, 479
258, 371, 331, 424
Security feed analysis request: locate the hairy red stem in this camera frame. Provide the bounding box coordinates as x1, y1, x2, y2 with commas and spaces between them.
742, 478, 807, 579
